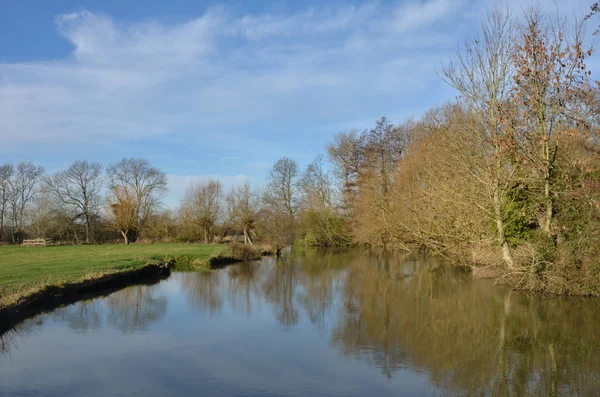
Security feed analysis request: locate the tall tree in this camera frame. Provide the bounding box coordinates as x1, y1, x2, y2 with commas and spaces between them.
264, 157, 299, 221
107, 158, 167, 244
7, 162, 44, 243
180, 179, 223, 243
300, 155, 334, 211
226, 182, 262, 245
512, 8, 593, 237
45, 161, 103, 243
442, 8, 518, 268
327, 131, 361, 215
0, 164, 14, 242
263, 157, 300, 253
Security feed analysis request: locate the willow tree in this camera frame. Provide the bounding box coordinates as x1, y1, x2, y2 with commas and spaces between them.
226, 182, 261, 245
180, 179, 223, 243
107, 158, 167, 244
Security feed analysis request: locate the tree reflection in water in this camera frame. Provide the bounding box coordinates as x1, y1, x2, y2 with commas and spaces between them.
1, 283, 168, 346
179, 248, 600, 395
329, 250, 600, 396
3, 248, 600, 396
180, 270, 223, 316
105, 285, 167, 332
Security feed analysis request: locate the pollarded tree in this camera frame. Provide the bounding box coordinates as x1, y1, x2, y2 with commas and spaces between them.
45, 161, 103, 244
107, 158, 167, 244
180, 179, 223, 244
226, 182, 262, 245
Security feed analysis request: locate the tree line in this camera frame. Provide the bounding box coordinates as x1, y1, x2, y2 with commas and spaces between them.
2, 5, 600, 294
0, 155, 346, 255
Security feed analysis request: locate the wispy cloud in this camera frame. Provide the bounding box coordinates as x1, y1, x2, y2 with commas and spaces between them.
0, 0, 594, 195
0, 1, 465, 149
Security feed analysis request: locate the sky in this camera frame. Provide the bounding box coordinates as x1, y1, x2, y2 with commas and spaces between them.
0, 0, 596, 207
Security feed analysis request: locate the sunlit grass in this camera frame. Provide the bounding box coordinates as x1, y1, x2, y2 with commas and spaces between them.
0, 243, 222, 308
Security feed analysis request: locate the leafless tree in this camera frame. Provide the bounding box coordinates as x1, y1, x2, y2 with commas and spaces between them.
45, 161, 103, 243
264, 157, 299, 220
226, 182, 262, 245
0, 164, 14, 242
327, 131, 361, 215
300, 155, 334, 211
442, 8, 518, 269
107, 158, 167, 244
180, 179, 223, 243
7, 162, 44, 243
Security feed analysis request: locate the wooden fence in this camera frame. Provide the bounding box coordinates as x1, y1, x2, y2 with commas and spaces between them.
21, 238, 54, 247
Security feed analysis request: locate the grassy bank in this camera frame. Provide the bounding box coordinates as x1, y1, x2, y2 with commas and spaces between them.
0, 243, 221, 309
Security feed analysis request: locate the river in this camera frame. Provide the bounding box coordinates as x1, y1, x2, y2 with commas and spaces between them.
1, 248, 599, 396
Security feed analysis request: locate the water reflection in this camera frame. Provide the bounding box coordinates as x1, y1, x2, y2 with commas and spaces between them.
2, 248, 600, 396
1, 283, 168, 353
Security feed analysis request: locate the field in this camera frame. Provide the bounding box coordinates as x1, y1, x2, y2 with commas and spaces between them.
0, 243, 222, 308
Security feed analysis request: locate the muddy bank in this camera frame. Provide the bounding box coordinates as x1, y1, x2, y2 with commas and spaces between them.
0, 262, 173, 335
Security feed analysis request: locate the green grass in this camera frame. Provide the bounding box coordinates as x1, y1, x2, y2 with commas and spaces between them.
0, 243, 222, 308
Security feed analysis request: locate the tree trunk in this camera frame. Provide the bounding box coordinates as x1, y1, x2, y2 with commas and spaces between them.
84, 213, 90, 244
121, 230, 129, 244
243, 227, 253, 245
494, 185, 515, 270
543, 169, 553, 236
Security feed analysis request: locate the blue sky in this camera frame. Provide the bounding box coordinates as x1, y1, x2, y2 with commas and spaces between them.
0, 0, 595, 206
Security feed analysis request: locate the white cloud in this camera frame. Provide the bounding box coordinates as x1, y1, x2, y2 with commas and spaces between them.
0, 0, 593, 172
0, 1, 464, 151
394, 0, 464, 32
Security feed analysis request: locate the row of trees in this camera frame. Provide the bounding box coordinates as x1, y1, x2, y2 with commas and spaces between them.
319, 6, 600, 294
3, 4, 599, 294
0, 155, 347, 252
0, 159, 168, 245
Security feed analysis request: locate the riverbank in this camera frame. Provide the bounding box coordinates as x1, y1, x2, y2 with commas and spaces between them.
0, 243, 276, 332
0, 261, 173, 334
0, 243, 222, 310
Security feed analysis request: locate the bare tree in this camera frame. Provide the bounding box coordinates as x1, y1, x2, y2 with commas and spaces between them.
264, 157, 299, 220
7, 162, 44, 243
107, 158, 167, 244
327, 131, 361, 215
301, 155, 334, 211
442, 8, 518, 269
45, 161, 103, 244
226, 182, 262, 245
300, 155, 351, 246
0, 164, 14, 242
180, 179, 223, 243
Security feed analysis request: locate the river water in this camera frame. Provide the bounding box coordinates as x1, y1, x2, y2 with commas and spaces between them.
1, 248, 599, 396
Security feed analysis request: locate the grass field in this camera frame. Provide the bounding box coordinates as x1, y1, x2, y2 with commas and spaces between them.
0, 243, 222, 308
